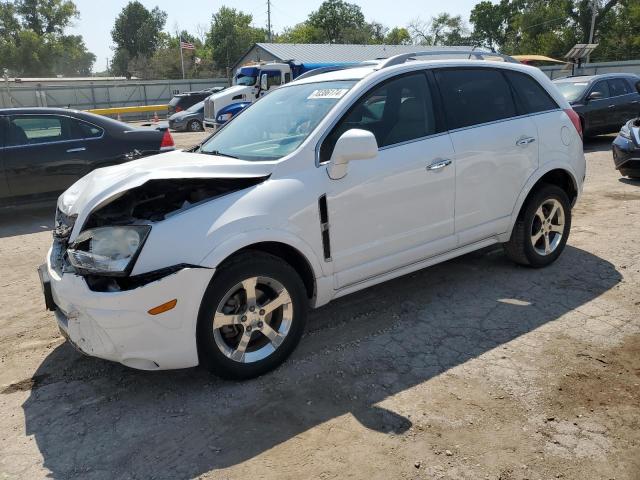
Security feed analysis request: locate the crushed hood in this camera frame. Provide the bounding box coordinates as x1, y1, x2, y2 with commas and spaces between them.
58, 149, 276, 222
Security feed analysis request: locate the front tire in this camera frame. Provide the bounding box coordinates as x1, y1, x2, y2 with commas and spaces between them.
196, 251, 308, 379
503, 184, 572, 268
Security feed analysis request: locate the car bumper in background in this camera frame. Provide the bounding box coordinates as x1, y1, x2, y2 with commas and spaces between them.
612, 135, 640, 177
41, 251, 214, 370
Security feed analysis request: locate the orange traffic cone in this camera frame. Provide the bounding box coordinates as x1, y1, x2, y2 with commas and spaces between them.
153, 112, 159, 123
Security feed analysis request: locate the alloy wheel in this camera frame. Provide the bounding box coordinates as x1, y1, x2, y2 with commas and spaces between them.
212, 276, 293, 363
530, 198, 565, 256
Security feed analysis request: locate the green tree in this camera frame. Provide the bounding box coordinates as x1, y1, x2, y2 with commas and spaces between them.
0, 0, 94, 76
307, 0, 366, 43
470, 0, 517, 49
206, 6, 265, 74
53, 34, 95, 75
384, 27, 411, 45
591, 0, 640, 60
111, 1, 167, 75
16, 0, 77, 35
277, 22, 324, 43
409, 13, 470, 46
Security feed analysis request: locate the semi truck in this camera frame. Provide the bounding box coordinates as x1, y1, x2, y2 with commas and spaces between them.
203, 60, 354, 130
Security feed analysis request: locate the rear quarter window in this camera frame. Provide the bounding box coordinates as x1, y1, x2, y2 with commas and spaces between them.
435, 68, 517, 130
505, 71, 558, 114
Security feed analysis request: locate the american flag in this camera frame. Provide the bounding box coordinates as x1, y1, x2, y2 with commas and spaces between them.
180, 40, 195, 50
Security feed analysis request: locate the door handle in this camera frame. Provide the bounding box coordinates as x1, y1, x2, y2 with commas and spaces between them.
515, 137, 536, 146
631, 100, 639, 104
66, 147, 86, 153
426, 159, 452, 171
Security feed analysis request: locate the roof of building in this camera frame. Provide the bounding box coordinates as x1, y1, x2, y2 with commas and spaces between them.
245, 43, 484, 65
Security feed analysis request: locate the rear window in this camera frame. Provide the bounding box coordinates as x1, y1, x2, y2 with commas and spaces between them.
169, 96, 185, 107
505, 71, 558, 114
435, 68, 517, 130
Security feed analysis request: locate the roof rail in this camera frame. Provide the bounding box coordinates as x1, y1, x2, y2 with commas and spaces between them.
295, 64, 365, 81
376, 50, 519, 69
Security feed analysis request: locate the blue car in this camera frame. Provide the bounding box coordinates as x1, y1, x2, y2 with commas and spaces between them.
612, 118, 640, 178
213, 102, 252, 129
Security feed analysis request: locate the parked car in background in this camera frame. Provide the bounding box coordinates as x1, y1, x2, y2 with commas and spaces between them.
210, 101, 252, 129
612, 117, 640, 178
0, 108, 174, 206
553, 73, 640, 137
168, 100, 205, 132
41, 56, 584, 379
168, 87, 225, 116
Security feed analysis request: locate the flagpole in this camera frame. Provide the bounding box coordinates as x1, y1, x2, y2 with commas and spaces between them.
179, 38, 185, 79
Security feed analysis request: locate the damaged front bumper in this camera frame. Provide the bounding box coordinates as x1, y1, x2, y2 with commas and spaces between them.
42, 250, 214, 370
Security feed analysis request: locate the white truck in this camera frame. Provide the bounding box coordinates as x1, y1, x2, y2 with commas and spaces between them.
203, 60, 353, 129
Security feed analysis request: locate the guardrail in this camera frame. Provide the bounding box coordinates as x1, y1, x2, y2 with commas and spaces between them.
86, 104, 168, 116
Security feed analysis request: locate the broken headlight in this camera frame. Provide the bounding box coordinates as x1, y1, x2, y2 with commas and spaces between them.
67, 225, 151, 276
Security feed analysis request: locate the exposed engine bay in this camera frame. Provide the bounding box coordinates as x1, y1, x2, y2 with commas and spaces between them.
83, 176, 268, 228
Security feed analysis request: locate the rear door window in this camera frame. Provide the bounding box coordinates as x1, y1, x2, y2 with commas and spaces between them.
505, 71, 558, 114
435, 68, 517, 130
7, 115, 70, 147
608, 78, 631, 97
73, 120, 104, 139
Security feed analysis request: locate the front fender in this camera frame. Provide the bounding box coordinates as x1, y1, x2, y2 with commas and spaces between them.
499, 163, 581, 243
199, 227, 329, 279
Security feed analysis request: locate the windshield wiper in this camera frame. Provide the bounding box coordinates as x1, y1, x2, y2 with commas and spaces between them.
201, 150, 238, 159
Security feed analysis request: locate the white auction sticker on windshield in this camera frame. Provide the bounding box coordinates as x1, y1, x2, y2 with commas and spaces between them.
308, 88, 349, 99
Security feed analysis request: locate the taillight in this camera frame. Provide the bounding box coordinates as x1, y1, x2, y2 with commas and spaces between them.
564, 108, 583, 139
175, 106, 182, 112
160, 130, 174, 149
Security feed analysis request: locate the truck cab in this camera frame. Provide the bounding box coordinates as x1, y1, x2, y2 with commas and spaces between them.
203, 62, 292, 130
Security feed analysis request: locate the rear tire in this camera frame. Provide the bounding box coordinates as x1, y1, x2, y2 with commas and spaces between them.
196, 251, 308, 379
503, 184, 572, 268
187, 119, 203, 132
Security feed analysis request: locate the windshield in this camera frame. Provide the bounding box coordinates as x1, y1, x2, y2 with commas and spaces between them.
187, 101, 205, 113
200, 80, 356, 161
236, 75, 257, 86
555, 81, 589, 102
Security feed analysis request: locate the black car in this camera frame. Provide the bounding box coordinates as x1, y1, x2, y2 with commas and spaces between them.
167, 87, 225, 116
0, 108, 175, 206
553, 73, 640, 137
612, 117, 640, 178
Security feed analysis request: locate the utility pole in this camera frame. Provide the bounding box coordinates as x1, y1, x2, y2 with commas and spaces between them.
267, 0, 272, 42
587, 0, 599, 64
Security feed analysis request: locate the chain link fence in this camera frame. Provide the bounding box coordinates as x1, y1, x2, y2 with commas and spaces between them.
0, 78, 228, 120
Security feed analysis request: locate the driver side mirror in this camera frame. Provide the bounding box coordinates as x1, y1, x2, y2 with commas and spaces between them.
260, 73, 268, 91
587, 91, 603, 102
327, 129, 378, 180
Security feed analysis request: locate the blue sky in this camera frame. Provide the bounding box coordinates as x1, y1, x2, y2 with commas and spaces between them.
68, 0, 483, 71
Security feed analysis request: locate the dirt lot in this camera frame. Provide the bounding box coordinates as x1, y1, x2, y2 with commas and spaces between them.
0, 132, 639, 480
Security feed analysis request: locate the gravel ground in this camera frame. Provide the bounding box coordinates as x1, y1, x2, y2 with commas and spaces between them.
0, 133, 638, 480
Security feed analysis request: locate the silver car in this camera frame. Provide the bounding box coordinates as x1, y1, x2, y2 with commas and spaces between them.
168, 100, 204, 132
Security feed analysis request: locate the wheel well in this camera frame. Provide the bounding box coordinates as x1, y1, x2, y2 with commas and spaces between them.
521, 169, 577, 217
227, 242, 316, 300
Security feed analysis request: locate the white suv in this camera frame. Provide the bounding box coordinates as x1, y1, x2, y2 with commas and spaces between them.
40, 55, 585, 379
